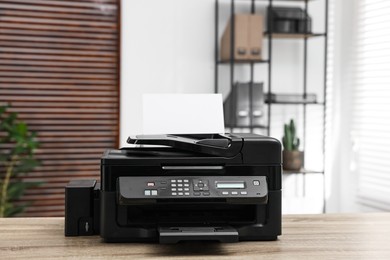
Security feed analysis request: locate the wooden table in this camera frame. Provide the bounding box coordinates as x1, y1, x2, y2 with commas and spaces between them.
1, 213, 389, 259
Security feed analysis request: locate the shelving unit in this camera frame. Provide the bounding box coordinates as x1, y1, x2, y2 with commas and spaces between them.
215, 0, 328, 164
215, 0, 328, 212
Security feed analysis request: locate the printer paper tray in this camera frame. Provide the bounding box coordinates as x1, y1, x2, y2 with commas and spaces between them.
158, 226, 238, 244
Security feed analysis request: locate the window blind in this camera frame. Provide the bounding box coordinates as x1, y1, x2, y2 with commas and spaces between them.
0, 0, 119, 216
352, 0, 390, 210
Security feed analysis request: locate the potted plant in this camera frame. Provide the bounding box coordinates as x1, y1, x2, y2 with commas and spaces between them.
282, 119, 304, 171
0, 105, 40, 217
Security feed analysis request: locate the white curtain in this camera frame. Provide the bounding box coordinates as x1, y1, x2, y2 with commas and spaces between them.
326, 0, 390, 212
352, 0, 390, 210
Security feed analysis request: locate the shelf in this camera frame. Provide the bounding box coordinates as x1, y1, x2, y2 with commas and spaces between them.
283, 169, 324, 174
218, 60, 270, 65
225, 124, 268, 129
265, 33, 326, 39
266, 101, 325, 105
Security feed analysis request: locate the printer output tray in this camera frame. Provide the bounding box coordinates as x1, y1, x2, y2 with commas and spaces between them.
158, 226, 238, 244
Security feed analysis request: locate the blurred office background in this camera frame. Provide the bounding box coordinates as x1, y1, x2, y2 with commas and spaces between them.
0, 0, 389, 216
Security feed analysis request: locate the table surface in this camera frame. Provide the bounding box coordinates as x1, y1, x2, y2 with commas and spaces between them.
1, 213, 390, 259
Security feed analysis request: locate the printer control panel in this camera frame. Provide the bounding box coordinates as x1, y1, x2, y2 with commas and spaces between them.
118, 176, 268, 204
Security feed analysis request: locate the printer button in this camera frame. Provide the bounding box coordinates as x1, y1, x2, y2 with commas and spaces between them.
203, 192, 210, 196
177, 184, 183, 187
178, 192, 184, 196
253, 180, 260, 186
184, 183, 189, 187
171, 180, 176, 183
177, 180, 183, 183
151, 190, 158, 196
147, 182, 155, 187
184, 179, 189, 183
198, 183, 204, 188
171, 184, 177, 187
144, 190, 151, 196
222, 191, 229, 195
178, 188, 183, 191
172, 192, 177, 196
232, 191, 238, 195
184, 188, 189, 191
241, 191, 248, 195
171, 188, 176, 191
194, 192, 201, 196
185, 192, 190, 196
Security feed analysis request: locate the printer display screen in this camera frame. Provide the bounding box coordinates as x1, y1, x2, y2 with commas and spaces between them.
216, 182, 245, 189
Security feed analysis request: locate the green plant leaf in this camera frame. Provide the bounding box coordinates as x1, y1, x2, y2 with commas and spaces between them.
0, 104, 42, 217
0, 154, 8, 162
0, 105, 8, 115
14, 159, 40, 174
7, 181, 39, 200
1, 202, 14, 218
7, 183, 27, 201
16, 122, 28, 135
4, 204, 26, 217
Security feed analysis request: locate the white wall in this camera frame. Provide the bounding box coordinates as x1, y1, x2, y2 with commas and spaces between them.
120, 0, 215, 144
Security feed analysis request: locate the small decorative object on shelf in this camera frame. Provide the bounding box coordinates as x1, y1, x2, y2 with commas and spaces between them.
267, 7, 312, 34
282, 119, 304, 171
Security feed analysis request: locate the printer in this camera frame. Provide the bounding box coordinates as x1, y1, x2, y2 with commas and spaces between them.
65, 133, 282, 243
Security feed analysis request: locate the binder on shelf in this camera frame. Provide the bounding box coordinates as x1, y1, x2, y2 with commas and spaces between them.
248, 15, 264, 60
220, 14, 264, 61
224, 82, 264, 127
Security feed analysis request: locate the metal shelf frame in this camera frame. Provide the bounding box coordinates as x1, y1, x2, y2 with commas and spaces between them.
214, 0, 329, 212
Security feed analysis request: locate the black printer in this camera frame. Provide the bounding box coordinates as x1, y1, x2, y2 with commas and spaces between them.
65, 133, 282, 243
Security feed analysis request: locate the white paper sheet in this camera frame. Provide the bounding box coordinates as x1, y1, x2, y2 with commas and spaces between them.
142, 94, 225, 134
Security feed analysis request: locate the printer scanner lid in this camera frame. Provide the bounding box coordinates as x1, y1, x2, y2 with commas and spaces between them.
127, 134, 243, 158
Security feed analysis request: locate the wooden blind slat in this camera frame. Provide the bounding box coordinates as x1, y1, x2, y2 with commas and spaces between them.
0, 73, 116, 80
1, 9, 117, 22
6, 107, 118, 114
0, 101, 118, 108
0, 3, 117, 15
1, 16, 117, 28
0, 29, 117, 40
0, 60, 116, 69
0, 41, 117, 51
0, 53, 116, 62
0, 35, 117, 46
0, 47, 116, 56
1, 95, 117, 102
0, 90, 117, 96
2, 85, 117, 91
1, 0, 117, 9
0, 0, 119, 217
